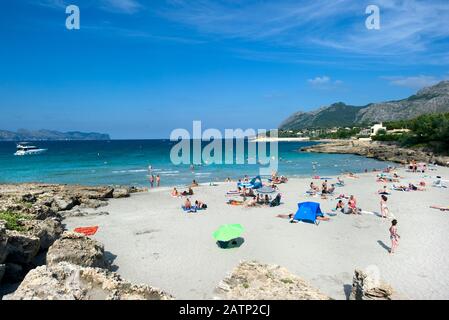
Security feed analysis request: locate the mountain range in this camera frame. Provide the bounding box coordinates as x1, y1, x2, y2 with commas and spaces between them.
279, 80, 449, 130
0, 129, 110, 141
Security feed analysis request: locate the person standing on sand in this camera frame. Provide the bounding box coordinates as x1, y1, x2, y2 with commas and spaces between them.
389, 219, 400, 254
380, 195, 390, 219
156, 175, 160, 187
149, 175, 154, 188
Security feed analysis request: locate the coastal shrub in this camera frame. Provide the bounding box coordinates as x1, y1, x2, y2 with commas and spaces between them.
372, 133, 404, 142
0, 211, 31, 231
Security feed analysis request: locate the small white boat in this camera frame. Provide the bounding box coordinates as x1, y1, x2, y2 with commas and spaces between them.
14, 142, 47, 156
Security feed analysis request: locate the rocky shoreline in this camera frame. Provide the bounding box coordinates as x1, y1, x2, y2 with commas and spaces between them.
0, 183, 166, 299
301, 140, 449, 166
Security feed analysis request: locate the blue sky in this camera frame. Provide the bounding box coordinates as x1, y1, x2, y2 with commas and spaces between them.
1, 0, 449, 138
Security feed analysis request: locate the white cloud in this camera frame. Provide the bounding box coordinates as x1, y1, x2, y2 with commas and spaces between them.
382, 75, 442, 89
308, 76, 331, 85
308, 76, 342, 88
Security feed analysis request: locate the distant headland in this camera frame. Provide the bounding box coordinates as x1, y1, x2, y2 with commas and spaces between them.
0, 129, 110, 141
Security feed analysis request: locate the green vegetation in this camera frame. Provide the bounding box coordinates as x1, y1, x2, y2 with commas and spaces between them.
0, 211, 32, 231
316, 127, 361, 139
374, 113, 449, 154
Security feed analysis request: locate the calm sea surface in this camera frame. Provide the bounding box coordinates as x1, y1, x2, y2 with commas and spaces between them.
0, 140, 393, 187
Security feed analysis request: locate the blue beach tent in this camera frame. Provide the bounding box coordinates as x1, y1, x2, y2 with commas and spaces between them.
237, 175, 263, 189
293, 202, 324, 224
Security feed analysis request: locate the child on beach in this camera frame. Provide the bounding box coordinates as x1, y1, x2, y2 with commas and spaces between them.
389, 219, 400, 254
380, 195, 390, 219
149, 175, 154, 188
156, 175, 160, 187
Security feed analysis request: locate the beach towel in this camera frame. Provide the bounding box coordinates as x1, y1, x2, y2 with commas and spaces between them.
74, 226, 99, 236
182, 205, 204, 212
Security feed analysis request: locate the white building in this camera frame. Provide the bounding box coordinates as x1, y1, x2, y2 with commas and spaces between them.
371, 123, 387, 136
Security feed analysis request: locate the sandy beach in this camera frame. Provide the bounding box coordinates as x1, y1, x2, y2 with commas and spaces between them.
63, 166, 449, 300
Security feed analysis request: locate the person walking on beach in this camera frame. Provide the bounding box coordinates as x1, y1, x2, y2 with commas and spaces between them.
389, 219, 400, 254
149, 175, 154, 188
380, 195, 390, 219
156, 175, 160, 187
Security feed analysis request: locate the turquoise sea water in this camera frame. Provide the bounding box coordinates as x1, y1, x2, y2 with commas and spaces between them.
0, 140, 393, 187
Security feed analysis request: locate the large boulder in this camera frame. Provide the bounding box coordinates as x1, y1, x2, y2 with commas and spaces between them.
350, 268, 394, 300
51, 197, 78, 212
112, 188, 130, 198
5, 231, 40, 264
21, 218, 64, 250
46, 232, 108, 268
6, 262, 173, 300
0, 221, 8, 264
215, 261, 331, 300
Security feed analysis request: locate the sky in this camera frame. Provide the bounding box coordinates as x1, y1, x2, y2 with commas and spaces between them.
1, 0, 449, 139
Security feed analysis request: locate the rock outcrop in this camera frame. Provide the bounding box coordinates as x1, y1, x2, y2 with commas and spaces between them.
215, 261, 331, 300
6, 262, 173, 300
5, 231, 40, 265
21, 218, 64, 250
301, 140, 449, 166
350, 269, 394, 300
46, 232, 108, 269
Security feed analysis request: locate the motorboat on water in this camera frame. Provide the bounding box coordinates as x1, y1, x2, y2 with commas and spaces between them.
14, 142, 47, 156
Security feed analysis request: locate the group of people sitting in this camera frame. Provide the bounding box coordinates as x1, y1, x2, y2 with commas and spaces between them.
245, 193, 281, 207
335, 195, 360, 215
308, 180, 336, 196
183, 198, 208, 212
171, 187, 194, 197
408, 160, 426, 173
270, 174, 288, 184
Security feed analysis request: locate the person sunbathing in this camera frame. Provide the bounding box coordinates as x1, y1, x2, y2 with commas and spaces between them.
336, 200, 344, 212
171, 187, 179, 197
347, 172, 359, 179
264, 195, 270, 205
408, 183, 425, 191
348, 195, 360, 215
181, 187, 194, 196
191, 180, 199, 187
336, 177, 345, 186
195, 200, 207, 209
184, 198, 192, 210
393, 184, 409, 191
310, 182, 320, 191
245, 197, 258, 207
327, 184, 335, 194
378, 186, 390, 195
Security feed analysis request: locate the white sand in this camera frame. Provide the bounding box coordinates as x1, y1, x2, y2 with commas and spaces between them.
64, 166, 449, 300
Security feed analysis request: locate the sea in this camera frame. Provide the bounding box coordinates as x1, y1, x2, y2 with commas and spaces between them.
0, 140, 393, 187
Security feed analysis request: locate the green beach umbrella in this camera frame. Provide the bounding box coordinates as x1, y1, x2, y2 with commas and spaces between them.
213, 224, 244, 242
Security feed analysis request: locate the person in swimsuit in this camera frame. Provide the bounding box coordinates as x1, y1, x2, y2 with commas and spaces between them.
380, 195, 390, 219
389, 219, 400, 254
184, 198, 192, 210
171, 188, 179, 197
149, 175, 154, 188
348, 195, 359, 215
156, 175, 161, 187
336, 200, 344, 212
